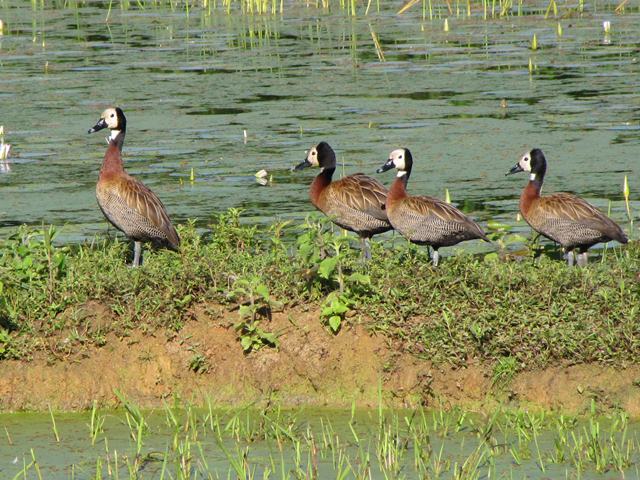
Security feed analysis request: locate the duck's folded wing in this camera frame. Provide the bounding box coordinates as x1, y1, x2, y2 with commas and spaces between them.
403, 195, 488, 239
98, 176, 180, 249
540, 193, 627, 240
332, 174, 389, 221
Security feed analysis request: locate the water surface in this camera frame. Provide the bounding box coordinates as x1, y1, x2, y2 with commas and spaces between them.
0, 2, 637, 250
1, 407, 639, 478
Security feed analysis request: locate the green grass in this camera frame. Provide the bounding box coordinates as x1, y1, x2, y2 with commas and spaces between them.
0, 209, 637, 371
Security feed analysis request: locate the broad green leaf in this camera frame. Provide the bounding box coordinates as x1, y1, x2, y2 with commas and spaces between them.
318, 256, 339, 279
329, 316, 341, 333
255, 284, 270, 301
240, 336, 253, 351
347, 272, 370, 285
330, 300, 349, 314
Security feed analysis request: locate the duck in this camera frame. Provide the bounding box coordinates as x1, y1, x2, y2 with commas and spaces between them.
88, 107, 180, 266
377, 148, 489, 266
293, 141, 392, 259
506, 148, 627, 266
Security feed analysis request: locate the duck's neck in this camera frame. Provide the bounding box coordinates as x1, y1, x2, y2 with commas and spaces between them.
109, 129, 126, 152
310, 167, 335, 206
99, 131, 126, 179
388, 170, 411, 201
520, 173, 543, 216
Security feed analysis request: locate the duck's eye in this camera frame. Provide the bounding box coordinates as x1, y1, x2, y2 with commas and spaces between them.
399, 155, 403, 159
110, 114, 115, 118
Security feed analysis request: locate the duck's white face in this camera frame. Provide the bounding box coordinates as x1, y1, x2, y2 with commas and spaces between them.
518, 151, 538, 180
389, 148, 407, 176
101, 108, 120, 130
518, 151, 532, 172
305, 146, 320, 167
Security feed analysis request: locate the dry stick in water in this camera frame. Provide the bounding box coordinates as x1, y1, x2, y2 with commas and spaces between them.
370, 26, 385, 62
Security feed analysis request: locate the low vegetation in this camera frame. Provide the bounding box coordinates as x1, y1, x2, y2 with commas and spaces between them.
0, 209, 637, 374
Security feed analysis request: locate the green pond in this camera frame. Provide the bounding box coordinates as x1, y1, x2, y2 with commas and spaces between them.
0, 0, 637, 253
1, 406, 640, 479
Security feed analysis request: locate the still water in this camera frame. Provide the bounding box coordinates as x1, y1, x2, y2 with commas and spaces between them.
0, 1, 638, 247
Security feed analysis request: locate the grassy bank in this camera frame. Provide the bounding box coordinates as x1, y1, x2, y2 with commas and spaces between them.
1, 209, 637, 375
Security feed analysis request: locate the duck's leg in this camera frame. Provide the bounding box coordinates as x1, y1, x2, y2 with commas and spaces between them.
431, 248, 440, 267
564, 249, 575, 267
360, 237, 372, 262
132, 241, 142, 267
577, 251, 588, 267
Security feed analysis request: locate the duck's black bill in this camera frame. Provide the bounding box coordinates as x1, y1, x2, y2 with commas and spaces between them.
376, 159, 394, 174
506, 163, 524, 176
293, 159, 311, 171
88, 118, 107, 134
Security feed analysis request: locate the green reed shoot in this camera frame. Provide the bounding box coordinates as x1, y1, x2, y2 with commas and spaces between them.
623, 175, 633, 230
544, 0, 557, 18
89, 400, 105, 445
30, 450, 43, 480
48, 405, 60, 442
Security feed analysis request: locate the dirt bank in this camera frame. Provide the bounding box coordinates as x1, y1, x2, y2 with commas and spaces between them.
1, 302, 640, 415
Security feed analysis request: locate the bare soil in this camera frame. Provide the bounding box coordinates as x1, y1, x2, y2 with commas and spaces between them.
2, 301, 640, 414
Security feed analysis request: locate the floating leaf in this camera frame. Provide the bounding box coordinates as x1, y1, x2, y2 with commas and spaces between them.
504, 234, 528, 244
487, 220, 512, 231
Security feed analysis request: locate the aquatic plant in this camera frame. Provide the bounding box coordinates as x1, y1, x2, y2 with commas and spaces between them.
23, 0, 637, 22
9, 397, 640, 478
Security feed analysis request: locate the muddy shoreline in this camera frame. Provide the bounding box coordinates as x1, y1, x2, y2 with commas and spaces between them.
2, 303, 639, 415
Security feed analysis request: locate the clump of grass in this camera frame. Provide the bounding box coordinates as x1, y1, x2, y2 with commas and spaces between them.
491, 356, 518, 390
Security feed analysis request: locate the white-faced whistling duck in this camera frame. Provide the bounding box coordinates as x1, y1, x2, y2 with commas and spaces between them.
377, 148, 489, 266
88, 107, 180, 267
506, 148, 628, 267
293, 141, 392, 260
